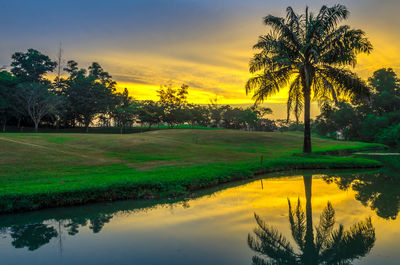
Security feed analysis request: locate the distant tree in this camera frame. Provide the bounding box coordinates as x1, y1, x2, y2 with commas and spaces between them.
246, 5, 372, 153
112, 88, 137, 133
161, 104, 184, 128
222, 106, 245, 129
314, 68, 400, 146
240, 108, 258, 130
88, 62, 117, 91
157, 83, 190, 127
136, 101, 163, 128
11, 49, 57, 83
250, 106, 276, 131
16, 83, 62, 132
252, 106, 273, 118
188, 104, 210, 127
208, 98, 222, 127
157, 83, 188, 104
254, 118, 277, 132
315, 102, 362, 140
0, 71, 19, 132
64, 60, 79, 75
369, 68, 400, 95
62, 62, 116, 132
368, 68, 400, 114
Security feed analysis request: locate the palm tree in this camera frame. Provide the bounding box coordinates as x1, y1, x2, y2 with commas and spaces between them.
248, 175, 375, 265
246, 5, 372, 153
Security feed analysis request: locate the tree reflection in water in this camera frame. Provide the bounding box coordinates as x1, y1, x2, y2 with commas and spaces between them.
248, 176, 375, 265
10, 224, 58, 251
0, 199, 187, 252
2, 213, 113, 251
324, 172, 400, 220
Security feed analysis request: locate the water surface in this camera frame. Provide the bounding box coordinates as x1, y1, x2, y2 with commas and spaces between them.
1, 166, 400, 264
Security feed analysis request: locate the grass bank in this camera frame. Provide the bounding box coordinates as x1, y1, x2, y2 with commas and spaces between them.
0, 129, 384, 213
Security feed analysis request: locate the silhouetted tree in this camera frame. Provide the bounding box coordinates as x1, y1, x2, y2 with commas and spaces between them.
314, 68, 400, 146
0, 71, 19, 132
208, 98, 223, 127
16, 83, 62, 132
187, 104, 210, 127
112, 88, 137, 133
62, 61, 116, 132
369, 68, 400, 114
136, 100, 163, 128
157, 83, 188, 104
246, 5, 372, 153
11, 49, 57, 83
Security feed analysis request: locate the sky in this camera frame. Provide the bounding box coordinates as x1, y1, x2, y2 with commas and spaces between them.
0, 0, 399, 118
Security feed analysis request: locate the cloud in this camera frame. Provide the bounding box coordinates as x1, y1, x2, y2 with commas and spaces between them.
1, 0, 400, 109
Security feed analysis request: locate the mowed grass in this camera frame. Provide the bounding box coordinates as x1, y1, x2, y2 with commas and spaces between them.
0, 129, 384, 213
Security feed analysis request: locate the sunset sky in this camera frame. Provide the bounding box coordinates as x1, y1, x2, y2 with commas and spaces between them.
0, 0, 399, 117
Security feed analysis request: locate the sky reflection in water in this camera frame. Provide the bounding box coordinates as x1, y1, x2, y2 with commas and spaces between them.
1, 170, 400, 265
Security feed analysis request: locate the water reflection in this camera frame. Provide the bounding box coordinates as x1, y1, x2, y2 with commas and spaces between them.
248, 176, 376, 265
0, 170, 397, 265
0, 199, 190, 252
324, 171, 400, 220
10, 224, 58, 251
1, 213, 114, 251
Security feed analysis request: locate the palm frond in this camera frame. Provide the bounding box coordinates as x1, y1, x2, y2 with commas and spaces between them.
318, 66, 371, 103
321, 218, 375, 263
286, 75, 303, 122
263, 15, 301, 51
251, 256, 275, 265
315, 202, 336, 252
248, 213, 298, 264
246, 67, 294, 104
312, 74, 338, 104
317, 4, 349, 32
288, 198, 306, 251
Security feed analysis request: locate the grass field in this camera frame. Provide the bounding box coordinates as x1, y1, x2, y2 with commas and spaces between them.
0, 129, 384, 213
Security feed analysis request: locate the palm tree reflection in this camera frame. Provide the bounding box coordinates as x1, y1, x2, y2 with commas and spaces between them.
248, 176, 375, 265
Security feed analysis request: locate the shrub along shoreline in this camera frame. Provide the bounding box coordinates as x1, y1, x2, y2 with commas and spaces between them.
0, 152, 382, 214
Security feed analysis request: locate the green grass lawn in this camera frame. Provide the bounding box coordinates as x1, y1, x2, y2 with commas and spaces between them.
0, 129, 384, 213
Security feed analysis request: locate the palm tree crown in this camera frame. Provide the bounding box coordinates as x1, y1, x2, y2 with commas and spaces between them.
246, 5, 372, 153
248, 199, 375, 265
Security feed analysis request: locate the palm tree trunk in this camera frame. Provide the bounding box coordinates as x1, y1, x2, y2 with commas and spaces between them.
302, 67, 312, 153
303, 89, 312, 153
303, 175, 317, 265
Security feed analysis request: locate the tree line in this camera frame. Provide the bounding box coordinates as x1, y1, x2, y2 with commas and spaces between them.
314, 68, 400, 147
0, 49, 278, 133
2, 48, 398, 147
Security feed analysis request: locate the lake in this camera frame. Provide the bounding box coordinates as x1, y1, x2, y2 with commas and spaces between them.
1, 159, 399, 264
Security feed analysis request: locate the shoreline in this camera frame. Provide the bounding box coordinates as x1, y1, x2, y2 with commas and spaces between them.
0, 152, 382, 214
